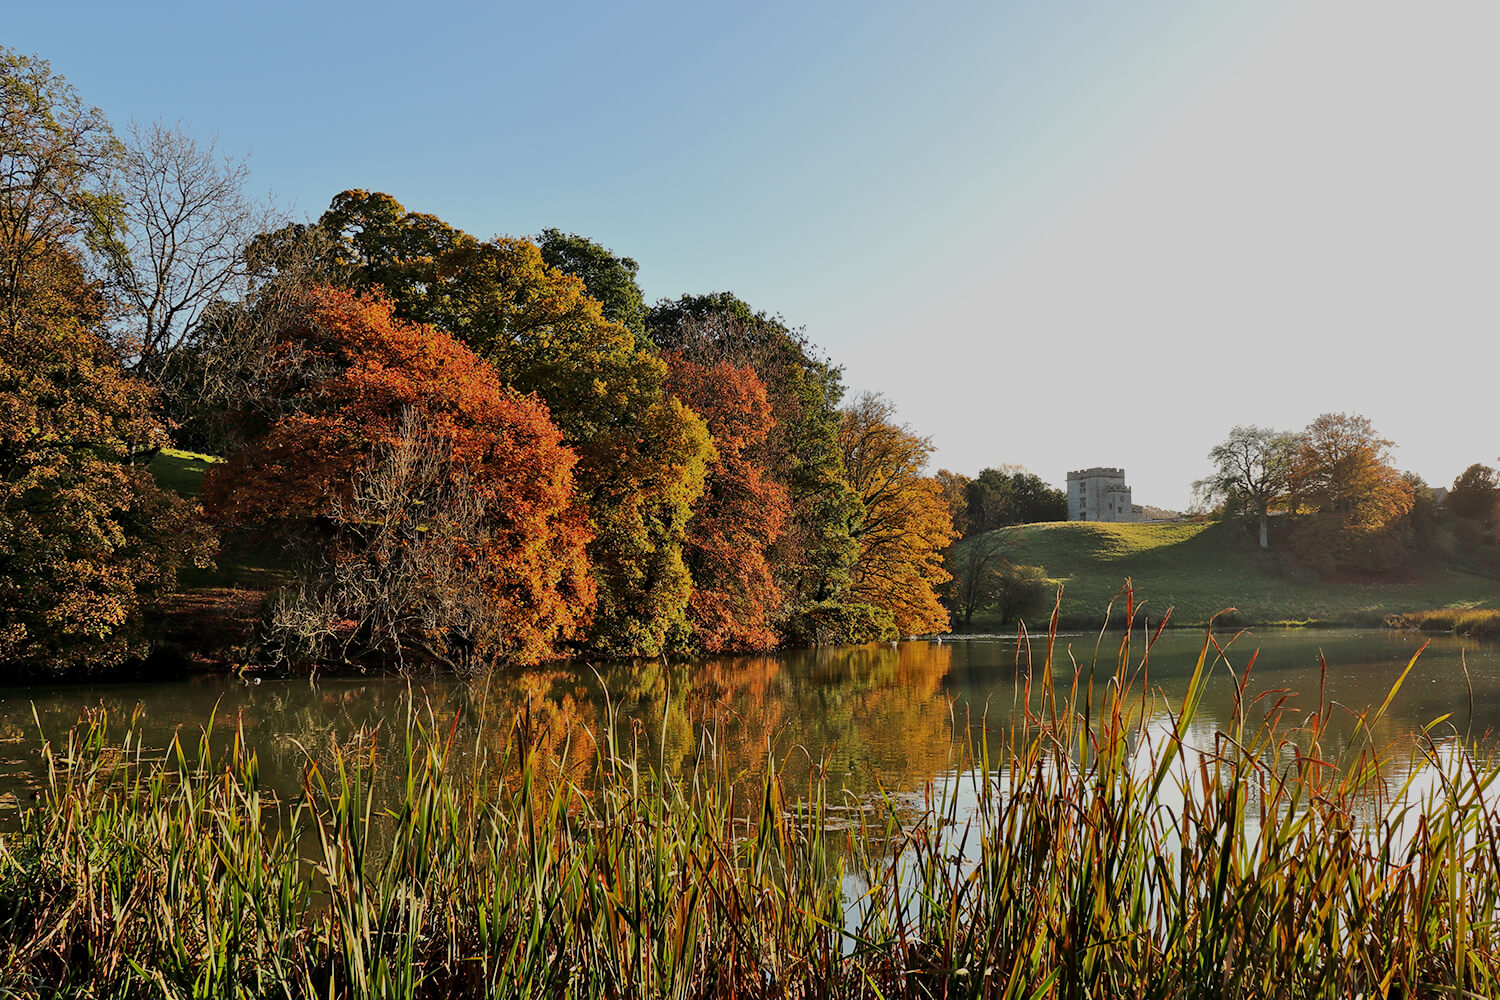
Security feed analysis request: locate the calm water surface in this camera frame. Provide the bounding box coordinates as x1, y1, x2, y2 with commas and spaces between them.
0, 627, 1495, 810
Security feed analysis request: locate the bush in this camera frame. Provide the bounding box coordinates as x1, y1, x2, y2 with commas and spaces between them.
782, 601, 900, 645
993, 562, 1051, 627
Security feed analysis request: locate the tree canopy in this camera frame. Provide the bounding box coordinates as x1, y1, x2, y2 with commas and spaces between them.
1194, 425, 1299, 549
1449, 463, 1498, 522
663, 354, 788, 651
648, 292, 860, 622
537, 228, 645, 338
961, 467, 1067, 535
203, 287, 594, 669
306, 191, 715, 657
0, 244, 208, 675
838, 393, 954, 635
1287, 413, 1414, 572
0, 49, 119, 333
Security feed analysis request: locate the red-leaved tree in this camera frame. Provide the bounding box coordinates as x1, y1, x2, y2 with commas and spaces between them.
204, 287, 593, 670
664, 354, 789, 651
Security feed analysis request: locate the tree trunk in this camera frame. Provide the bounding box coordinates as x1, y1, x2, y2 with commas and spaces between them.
1258, 505, 1270, 550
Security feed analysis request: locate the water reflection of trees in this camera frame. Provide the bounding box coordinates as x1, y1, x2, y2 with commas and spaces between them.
446, 642, 961, 798
11, 631, 1493, 816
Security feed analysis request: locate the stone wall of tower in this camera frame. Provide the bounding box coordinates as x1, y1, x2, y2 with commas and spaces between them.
1066, 467, 1139, 522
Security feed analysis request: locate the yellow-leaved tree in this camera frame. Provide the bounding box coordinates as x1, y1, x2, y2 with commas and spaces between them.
838, 393, 955, 635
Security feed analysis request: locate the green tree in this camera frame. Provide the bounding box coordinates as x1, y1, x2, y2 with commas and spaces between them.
537, 228, 645, 338
1193, 425, 1299, 549
1449, 463, 1498, 519
963, 467, 1066, 535
991, 562, 1051, 629
944, 530, 1004, 629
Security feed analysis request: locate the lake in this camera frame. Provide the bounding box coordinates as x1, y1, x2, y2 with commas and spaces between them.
0, 625, 1493, 814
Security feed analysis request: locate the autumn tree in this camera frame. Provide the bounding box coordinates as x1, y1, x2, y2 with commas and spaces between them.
647, 293, 861, 624
203, 287, 594, 670
934, 469, 971, 538
310, 191, 713, 657
1193, 425, 1299, 549
157, 222, 353, 453
1287, 412, 1414, 572
0, 49, 119, 333
664, 353, 789, 651
839, 393, 955, 635
0, 243, 209, 675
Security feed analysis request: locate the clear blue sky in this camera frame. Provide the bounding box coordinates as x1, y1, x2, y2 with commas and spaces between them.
11, 2, 1497, 509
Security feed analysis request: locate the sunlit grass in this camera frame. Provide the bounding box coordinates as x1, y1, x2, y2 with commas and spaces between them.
3, 598, 1500, 996
969, 520, 1500, 629
147, 447, 221, 499
1389, 607, 1500, 638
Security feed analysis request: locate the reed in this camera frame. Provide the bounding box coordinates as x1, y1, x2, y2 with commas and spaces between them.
2, 600, 1498, 997
1389, 607, 1500, 639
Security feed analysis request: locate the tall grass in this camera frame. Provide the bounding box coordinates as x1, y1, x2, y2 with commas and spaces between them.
1389, 607, 1500, 638
3, 599, 1499, 997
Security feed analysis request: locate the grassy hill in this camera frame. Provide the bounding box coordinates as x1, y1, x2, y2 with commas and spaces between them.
965, 520, 1500, 631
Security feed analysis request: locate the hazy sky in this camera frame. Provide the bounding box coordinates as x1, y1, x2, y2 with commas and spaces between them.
11, 2, 1496, 510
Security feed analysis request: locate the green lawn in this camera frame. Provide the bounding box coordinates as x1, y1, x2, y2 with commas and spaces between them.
147, 447, 220, 499
147, 449, 291, 647
967, 520, 1500, 630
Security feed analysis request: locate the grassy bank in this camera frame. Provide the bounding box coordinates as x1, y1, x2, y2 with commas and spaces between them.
3, 617, 1500, 996
1387, 608, 1500, 638
965, 520, 1500, 630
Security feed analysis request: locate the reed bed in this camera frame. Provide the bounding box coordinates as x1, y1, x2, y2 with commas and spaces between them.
2, 605, 1500, 998
1389, 607, 1500, 639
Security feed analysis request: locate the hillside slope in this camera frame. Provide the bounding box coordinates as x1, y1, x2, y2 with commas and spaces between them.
967, 521, 1500, 630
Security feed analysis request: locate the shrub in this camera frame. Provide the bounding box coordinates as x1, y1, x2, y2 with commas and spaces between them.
782, 600, 900, 645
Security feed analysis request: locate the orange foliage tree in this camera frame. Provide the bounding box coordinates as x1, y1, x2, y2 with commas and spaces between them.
839, 393, 955, 635
1287, 412, 1415, 573
311, 192, 713, 657
663, 353, 789, 651
203, 287, 593, 670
